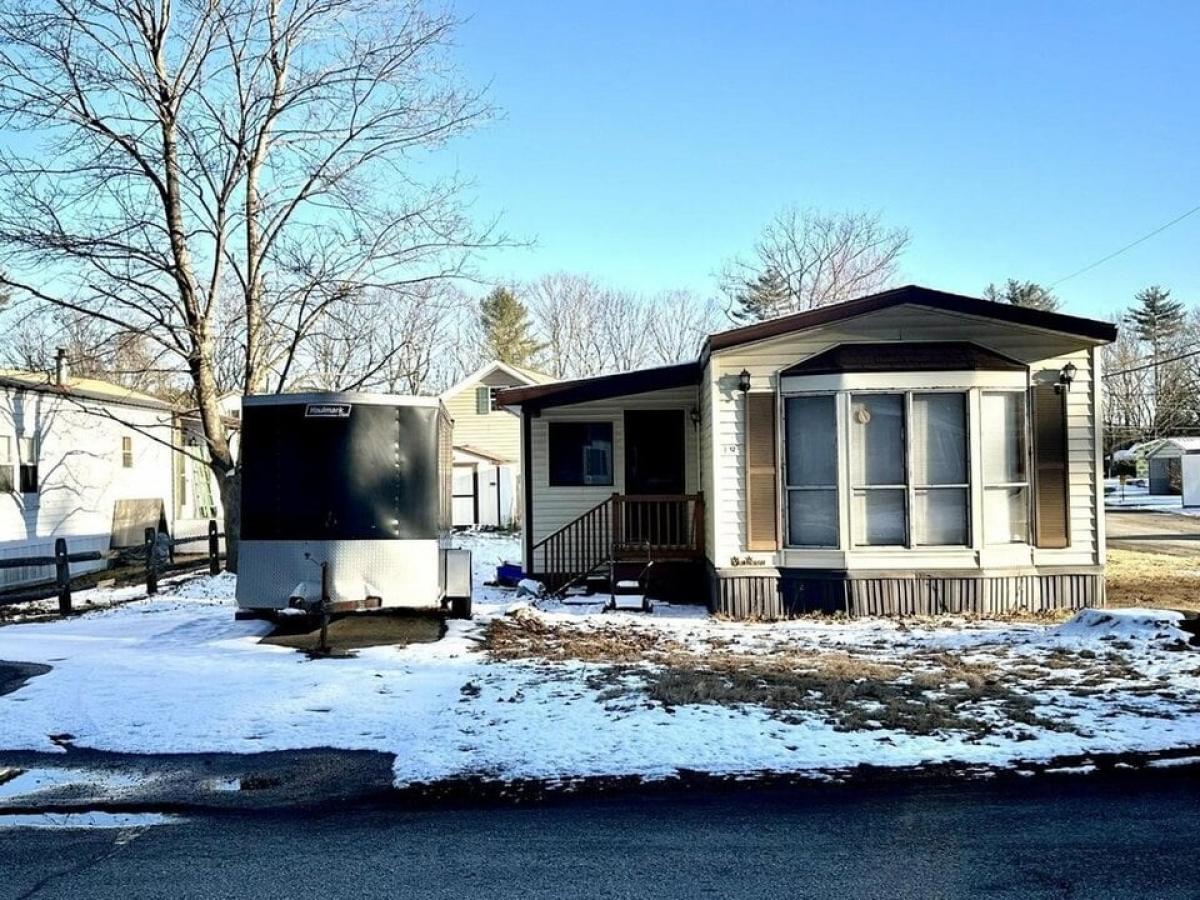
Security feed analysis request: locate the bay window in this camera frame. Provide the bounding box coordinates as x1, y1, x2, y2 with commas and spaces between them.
785, 389, 971, 550
784, 395, 838, 546
982, 391, 1030, 544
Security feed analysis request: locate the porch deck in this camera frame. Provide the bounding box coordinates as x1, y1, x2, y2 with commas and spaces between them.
529, 493, 705, 593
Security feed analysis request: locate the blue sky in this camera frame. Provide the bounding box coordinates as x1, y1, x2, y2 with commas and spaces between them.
444, 0, 1200, 318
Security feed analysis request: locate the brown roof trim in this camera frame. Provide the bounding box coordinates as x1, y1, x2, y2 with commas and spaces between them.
496, 361, 700, 411
704, 285, 1118, 359
781, 341, 1028, 376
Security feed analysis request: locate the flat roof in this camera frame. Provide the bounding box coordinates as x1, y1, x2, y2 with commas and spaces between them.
495, 361, 700, 411
243, 391, 444, 409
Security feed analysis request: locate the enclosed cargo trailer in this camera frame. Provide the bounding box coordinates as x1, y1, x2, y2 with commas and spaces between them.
235, 392, 471, 618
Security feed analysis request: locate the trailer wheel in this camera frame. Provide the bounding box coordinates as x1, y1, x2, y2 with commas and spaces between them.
449, 595, 472, 620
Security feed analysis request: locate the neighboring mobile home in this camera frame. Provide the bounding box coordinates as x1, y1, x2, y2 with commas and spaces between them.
0, 358, 224, 590
498, 285, 1117, 618
440, 360, 555, 529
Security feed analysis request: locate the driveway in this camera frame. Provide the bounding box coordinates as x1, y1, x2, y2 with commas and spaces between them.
1105, 507, 1200, 556
3, 777, 1200, 899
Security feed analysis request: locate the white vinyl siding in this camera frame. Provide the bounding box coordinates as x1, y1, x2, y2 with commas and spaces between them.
442, 368, 527, 463
527, 386, 700, 551
0, 387, 178, 590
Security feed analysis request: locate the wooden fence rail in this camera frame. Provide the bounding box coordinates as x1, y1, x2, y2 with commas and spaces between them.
0, 520, 226, 612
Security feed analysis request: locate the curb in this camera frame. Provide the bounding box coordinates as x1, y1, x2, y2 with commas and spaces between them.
2, 745, 1199, 818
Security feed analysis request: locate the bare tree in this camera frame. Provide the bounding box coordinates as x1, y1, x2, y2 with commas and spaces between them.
645, 289, 722, 365
524, 273, 606, 379
289, 283, 469, 394
0, 0, 500, 567
720, 206, 910, 322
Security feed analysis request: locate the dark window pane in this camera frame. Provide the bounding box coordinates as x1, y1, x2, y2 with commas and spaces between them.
785, 395, 837, 487
19, 464, 38, 494
787, 489, 838, 546
548, 422, 613, 487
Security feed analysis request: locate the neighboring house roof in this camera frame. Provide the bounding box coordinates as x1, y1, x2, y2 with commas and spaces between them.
440, 360, 555, 400
781, 341, 1027, 376
0, 370, 175, 412
1145, 437, 1200, 457
703, 284, 1118, 358
454, 445, 510, 465
496, 361, 701, 411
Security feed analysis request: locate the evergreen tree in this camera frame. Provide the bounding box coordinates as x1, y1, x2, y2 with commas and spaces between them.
479, 287, 542, 366
1126, 285, 1186, 349
1126, 286, 1188, 439
732, 268, 791, 322
982, 279, 1059, 311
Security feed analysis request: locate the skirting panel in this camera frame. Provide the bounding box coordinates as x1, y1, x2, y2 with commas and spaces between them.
710, 568, 1106, 620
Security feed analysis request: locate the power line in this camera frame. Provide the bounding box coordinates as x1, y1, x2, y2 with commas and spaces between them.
1103, 346, 1200, 378
1050, 202, 1200, 288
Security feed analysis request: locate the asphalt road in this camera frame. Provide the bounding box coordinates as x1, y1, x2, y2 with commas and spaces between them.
3, 776, 1199, 899
1106, 507, 1200, 555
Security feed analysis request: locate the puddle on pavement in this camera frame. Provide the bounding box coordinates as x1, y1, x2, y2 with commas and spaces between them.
0, 767, 146, 801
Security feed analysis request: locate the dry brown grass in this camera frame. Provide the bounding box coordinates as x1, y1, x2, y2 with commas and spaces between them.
483, 610, 1079, 737
1106, 549, 1200, 612
485, 610, 689, 663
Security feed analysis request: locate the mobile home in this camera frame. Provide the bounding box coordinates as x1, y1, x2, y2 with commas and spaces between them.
499, 285, 1117, 618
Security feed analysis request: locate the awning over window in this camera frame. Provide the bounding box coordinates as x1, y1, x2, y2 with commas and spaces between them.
782, 342, 1027, 377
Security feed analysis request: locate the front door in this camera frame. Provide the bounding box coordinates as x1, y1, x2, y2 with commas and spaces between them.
624, 410, 685, 495
623, 410, 687, 548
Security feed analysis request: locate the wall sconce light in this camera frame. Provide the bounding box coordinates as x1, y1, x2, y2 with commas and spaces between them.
737, 369, 752, 393
689, 407, 701, 426
1056, 361, 1077, 394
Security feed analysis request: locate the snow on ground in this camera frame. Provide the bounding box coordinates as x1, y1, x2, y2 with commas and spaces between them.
1105, 478, 1200, 516
0, 811, 178, 829
0, 532, 1198, 788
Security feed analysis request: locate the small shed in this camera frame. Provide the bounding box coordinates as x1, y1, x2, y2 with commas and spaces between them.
1145, 438, 1200, 495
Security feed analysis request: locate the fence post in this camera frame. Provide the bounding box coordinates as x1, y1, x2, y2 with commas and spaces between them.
54, 537, 71, 614
208, 519, 220, 576
144, 527, 158, 595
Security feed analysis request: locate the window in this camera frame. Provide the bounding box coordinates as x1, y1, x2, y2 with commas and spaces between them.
490, 386, 514, 412
18, 437, 38, 494
784, 395, 838, 546
850, 394, 907, 546
122, 436, 133, 468
0, 436, 13, 493
841, 391, 969, 548
548, 422, 613, 486
982, 391, 1029, 544
911, 393, 968, 546
476, 385, 516, 415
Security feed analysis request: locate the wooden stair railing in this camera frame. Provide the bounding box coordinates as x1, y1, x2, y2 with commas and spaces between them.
529, 495, 615, 592
530, 493, 705, 592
